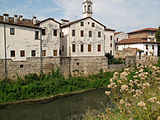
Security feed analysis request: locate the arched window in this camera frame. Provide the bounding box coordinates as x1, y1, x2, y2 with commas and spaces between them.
88, 5, 91, 11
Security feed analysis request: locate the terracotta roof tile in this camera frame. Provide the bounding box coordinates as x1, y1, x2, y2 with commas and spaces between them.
117, 38, 159, 44
0, 16, 40, 29
128, 28, 158, 34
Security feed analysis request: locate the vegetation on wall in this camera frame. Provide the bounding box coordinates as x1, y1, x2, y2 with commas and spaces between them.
105, 53, 124, 64
0, 69, 113, 103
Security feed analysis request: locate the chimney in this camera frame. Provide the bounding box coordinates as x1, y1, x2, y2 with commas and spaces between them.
3, 14, 9, 22
14, 15, 18, 24
61, 19, 69, 25
32, 16, 37, 25
19, 15, 23, 21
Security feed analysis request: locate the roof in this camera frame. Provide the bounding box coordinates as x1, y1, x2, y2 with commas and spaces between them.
105, 28, 115, 31
117, 38, 160, 45
61, 17, 115, 31
114, 32, 123, 35
36, 18, 61, 25
0, 16, 41, 29
128, 28, 158, 34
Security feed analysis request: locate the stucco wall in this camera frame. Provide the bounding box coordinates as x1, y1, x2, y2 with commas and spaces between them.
104, 31, 115, 55
40, 20, 61, 57
61, 18, 109, 57
0, 23, 41, 61
117, 43, 158, 56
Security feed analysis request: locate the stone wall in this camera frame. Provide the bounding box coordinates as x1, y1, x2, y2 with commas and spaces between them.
136, 56, 159, 66
0, 57, 60, 80
60, 56, 108, 78
0, 56, 108, 79
108, 64, 126, 72
0, 60, 5, 80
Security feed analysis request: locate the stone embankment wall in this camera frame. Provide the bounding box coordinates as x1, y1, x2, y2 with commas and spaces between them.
0, 56, 108, 79
60, 56, 108, 78
0, 57, 60, 80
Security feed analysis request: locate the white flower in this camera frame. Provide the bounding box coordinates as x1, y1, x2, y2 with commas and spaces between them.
105, 91, 111, 96
137, 101, 145, 107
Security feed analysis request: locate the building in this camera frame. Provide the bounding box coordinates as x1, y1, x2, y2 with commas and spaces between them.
116, 28, 159, 57
114, 31, 128, 50
0, 0, 115, 79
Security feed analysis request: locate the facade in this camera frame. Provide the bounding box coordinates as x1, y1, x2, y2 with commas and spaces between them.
0, 15, 41, 61
116, 28, 159, 57
0, 0, 115, 79
114, 31, 128, 50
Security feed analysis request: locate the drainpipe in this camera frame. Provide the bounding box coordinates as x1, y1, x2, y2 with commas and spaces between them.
68, 26, 71, 78
40, 29, 43, 71
4, 23, 8, 78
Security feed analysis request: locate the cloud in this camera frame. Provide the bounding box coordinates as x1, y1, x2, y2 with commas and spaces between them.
51, 0, 160, 32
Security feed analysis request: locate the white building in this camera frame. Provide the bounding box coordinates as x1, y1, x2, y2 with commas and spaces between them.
60, 0, 115, 57
114, 32, 128, 43
116, 28, 159, 57
0, 0, 115, 62
0, 14, 41, 61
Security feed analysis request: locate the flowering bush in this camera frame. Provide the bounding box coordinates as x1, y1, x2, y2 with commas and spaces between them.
102, 64, 160, 120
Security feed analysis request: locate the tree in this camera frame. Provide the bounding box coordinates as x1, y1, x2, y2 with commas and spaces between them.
155, 26, 160, 42
155, 26, 160, 56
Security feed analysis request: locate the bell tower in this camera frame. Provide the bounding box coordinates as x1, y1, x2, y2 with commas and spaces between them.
83, 0, 93, 18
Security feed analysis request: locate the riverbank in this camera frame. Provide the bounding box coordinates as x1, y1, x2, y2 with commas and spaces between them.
0, 87, 104, 106
0, 69, 113, 104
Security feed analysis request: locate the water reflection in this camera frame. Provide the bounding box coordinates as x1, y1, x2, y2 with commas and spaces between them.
0, 88, 110, 120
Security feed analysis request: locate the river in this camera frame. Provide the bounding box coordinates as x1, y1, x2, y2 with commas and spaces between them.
0, 88, 111, 120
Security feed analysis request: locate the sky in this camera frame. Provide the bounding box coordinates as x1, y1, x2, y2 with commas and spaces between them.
0, 0, 160, 32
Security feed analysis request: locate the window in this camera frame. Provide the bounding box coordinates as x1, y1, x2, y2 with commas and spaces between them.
117, 38, 118, 42
10, 28, 15, 35
35, 31, 39, 39
110, 36, 113, 40
53, 29, 57, 36
98, 31, 101, 38
146, 52, 148, 56
88, 44, 91, 52
42, 50, 46, 56
42, 29, 46, 35
81, 30, 84, 37
110, 43, 112, 47
72, 30, 75, 37
92, 23, 95, 27
62, 46, 64, 52
146, 45, 148, 50
98, 45, 101, 52
110, 50, 112, 55
72, 44, 76, 52
152, 45, 154, 50
31, 50, 36, 57
20, 50, 25, 57
11, 50, 15, 57
89, 31, 92, 37
81, 44, 84, 52
80, 22, 84, 26
59, 50, 62, 55
53, 50, 57, 56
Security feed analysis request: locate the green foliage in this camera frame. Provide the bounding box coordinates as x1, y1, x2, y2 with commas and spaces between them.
105, 53, 124, 64
0, 69, 113, 103
155, 26, 160, 42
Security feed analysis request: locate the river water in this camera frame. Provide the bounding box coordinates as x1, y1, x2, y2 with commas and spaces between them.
0, 88, 111, 120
